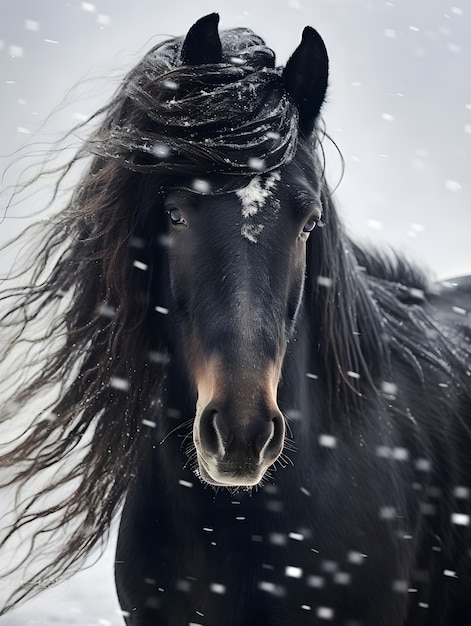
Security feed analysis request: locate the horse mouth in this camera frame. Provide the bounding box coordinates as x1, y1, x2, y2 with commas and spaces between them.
196, 455, 267, 487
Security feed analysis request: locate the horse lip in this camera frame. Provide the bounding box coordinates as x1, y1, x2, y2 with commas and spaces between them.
197, 455, 264, 487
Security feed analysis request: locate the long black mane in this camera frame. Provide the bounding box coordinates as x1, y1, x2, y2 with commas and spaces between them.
1, 23, 470, 615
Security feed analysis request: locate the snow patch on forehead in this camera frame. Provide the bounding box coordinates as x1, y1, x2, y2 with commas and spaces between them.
241, 223, 264, 244
236, 171, 281, 219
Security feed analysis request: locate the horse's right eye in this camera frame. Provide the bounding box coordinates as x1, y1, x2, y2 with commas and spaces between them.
167, 208, 188, 228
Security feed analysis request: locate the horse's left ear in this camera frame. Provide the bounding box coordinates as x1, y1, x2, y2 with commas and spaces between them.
282, 27, 329, 137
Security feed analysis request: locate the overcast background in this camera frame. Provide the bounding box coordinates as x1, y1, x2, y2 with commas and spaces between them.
0, 0, 470, 624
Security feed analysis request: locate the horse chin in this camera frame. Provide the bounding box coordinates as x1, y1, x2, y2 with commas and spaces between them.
196, 456, 265, 488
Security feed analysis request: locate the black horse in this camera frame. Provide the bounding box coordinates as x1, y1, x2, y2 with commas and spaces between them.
1, 13, 470, 626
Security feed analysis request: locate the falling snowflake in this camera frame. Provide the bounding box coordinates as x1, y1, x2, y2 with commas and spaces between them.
25, 19, 40, 31
318, 434, 337, 448
317, 275, 333, 288
247, 157, 265, 170
346, 370, 360, 380
445, 179, 462, 192
379, 506, 396, 519
210, 583, 226, 594
392, 579, 408, 593
142, 419, 157, 428
178, 479, 193, 488
109, 377, 129, 392
316, 606, 334, 620
81, 2, 96, 12
382, 381, 398, 397
133, 260, 148, 271
9, 45, 24, 57
451, 513, 470, 526
192, 179, 211, 193
453, 486, 470, 499
288, 532, 304, 541
285, 566, 303, 578
153, 142, 171, 158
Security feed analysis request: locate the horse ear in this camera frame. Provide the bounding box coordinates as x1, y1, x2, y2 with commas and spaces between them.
181, 13, 223, 65
282, 26, 329, 137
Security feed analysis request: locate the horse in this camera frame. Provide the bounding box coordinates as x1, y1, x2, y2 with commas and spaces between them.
1, 12, 471, 626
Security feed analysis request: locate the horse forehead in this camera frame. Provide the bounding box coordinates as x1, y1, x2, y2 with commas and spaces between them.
235, 171, 281, 243
235, 171, 281, 218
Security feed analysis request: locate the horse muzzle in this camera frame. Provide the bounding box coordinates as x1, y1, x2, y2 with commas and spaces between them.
192, 356, 285, 487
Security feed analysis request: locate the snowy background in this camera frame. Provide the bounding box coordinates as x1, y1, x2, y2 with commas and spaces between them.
0, 0, 470, 624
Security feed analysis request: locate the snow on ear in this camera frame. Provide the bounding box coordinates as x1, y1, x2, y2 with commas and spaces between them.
180, 13, 223, 66
282, 26, 329, 137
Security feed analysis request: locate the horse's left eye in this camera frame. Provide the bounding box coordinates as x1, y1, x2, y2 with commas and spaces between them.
303, 217, 318, 233
167, 208, 188, 228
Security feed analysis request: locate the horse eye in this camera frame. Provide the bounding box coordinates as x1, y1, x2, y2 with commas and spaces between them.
167, 208, 188, 228
303, 217, 318, 233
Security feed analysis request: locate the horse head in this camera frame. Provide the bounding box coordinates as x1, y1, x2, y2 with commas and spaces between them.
165, 14, 329, 486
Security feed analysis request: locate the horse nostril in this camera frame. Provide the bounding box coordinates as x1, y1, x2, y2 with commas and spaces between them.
262, 413, 285, 461
198, 407, 220, 455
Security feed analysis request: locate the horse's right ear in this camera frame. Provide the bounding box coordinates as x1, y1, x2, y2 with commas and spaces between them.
181, 13, 223, 65
282, 27, 329, 137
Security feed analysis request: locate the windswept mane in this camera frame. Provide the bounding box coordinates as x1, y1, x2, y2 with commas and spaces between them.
302, 164, 470, 412
0, 26, 301, 613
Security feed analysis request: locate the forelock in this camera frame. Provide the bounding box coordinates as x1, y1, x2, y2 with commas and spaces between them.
89, 27, 299, 193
